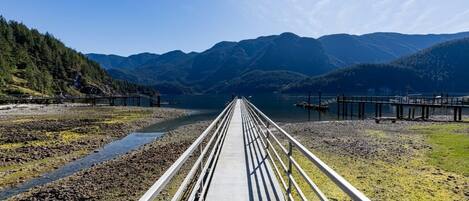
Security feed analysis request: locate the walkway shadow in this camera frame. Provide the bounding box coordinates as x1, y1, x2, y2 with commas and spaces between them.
242, 103, 283, 201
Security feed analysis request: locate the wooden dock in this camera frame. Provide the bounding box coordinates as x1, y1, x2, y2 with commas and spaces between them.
336, 95, 467, 122
0, 94, 161, 107
295, 101, 328, 111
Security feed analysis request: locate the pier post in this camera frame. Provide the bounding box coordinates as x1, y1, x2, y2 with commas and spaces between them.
157, 94, 161, 107
396, 105, 400, 119
337, 96, 340, 120
149, 95, 153, 107
358, 103, 362, 119
458, 107, 462, 121
426, 106, 430, 119
454, 108, 458, 121
400, 105, 404, 119
375, 103, 378, 118
342, 101, 346, 119
421, 106, 425, 119
379, 104, 383, 118
362, 103, 366, 119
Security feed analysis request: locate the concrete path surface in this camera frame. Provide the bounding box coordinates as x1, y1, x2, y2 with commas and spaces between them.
205, 99, 284, 201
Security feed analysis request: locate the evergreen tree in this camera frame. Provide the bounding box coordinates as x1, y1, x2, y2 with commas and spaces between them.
0, 16, 154, 97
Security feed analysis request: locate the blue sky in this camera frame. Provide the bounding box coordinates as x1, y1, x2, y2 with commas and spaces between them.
2, 0, 469, 56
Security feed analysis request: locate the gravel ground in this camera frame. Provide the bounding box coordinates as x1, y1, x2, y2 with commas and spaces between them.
10, 121, 209, 201
0, 104, 90, 117
282, 120, 431, 162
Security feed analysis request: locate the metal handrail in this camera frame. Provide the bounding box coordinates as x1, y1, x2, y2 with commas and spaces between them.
172, 100, 235, 200
241, 103, 307, 200
244, 101, 327, 201
243, 97, 370, 201
187, 102, 235, 200
139, 99, 236, 201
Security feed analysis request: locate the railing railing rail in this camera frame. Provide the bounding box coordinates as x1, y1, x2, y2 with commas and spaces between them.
243, 97, 370, 201
139, 98, 236, 201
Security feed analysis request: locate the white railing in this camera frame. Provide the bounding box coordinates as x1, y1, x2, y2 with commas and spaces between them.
243, 97, 370, 201
139, 98, 236, 201
140, 97, 370, 201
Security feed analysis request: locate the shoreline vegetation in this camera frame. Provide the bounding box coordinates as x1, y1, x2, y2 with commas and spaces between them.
281, 120, 469, 200
0, 104, 186, 193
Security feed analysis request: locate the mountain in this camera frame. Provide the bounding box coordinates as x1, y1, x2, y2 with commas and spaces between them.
319, 32, 469, 67
284, 38, 469, 94
86, 52, 160, 70
206, 70, 308, 94
0, 17, 153, 97
88, 32, 334, 93
87, 31, 469, 94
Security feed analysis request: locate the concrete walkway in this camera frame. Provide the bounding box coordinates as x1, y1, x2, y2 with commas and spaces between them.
205, 99, 284, 201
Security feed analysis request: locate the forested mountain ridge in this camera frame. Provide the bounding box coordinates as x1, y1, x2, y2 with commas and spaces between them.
284, 38, 469, 93
87, 31, 469, 94
319, 32, 469, 66
90, 32, 334, 93
86, 52, 160, 70
0, 17, 152, 97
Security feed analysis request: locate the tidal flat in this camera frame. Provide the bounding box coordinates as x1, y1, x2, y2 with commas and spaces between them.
3, 104, 468, 201
10, 121, 209, 201
281, 120, 469, 201
0, 104, 185, 191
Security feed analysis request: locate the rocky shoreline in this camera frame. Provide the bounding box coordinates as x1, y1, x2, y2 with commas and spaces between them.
11, 121, 209, 201
281, 120, 469, 200
0, 104, 186, 191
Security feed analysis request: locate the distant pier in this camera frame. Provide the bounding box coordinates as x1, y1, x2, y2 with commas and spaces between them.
336, 95, 467, 122
0, 94, 162, 107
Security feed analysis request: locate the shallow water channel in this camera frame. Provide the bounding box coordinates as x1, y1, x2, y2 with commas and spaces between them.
0, 110, 216, 200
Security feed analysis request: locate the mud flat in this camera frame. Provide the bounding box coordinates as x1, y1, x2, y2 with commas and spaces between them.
280, 119, 469, 200
10, 121, 209, 201
0, 104, 185, 192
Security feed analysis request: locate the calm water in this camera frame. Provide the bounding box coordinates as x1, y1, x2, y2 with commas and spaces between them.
160, 94, 400, 122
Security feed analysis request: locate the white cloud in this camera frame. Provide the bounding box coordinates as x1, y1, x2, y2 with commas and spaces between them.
236, 0, 469, 37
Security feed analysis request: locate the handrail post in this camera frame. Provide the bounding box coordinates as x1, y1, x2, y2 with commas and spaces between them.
287, 141, 293, 200
266, 121, 270, 150
197, 144, 204, 199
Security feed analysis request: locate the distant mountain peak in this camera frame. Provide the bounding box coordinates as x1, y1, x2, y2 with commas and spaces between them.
279, 32, 299, 38
211, 41, 237, 49
162, 50, 186, 56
